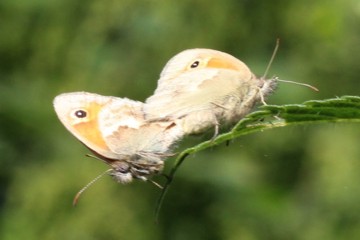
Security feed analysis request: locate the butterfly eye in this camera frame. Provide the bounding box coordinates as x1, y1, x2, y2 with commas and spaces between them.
74, 109, 87, 118
190, 60, 200, 68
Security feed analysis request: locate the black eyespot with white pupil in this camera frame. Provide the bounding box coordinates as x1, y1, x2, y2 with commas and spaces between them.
190, 60, 200, 68
74, 109, 87, 118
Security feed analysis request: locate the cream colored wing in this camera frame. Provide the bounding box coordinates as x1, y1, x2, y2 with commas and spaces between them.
144, 48, 277, 135
145, 68, 254, 119
102, 121, 182, 165
157, 48, 252, 87
54, 92, 113, 159
98, 97, 144, 138
145, 48, 254, 118
97, 97, 183, 164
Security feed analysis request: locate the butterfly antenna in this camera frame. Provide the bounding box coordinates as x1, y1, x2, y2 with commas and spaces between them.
261, 39, 319, 92
262, 38, 280, 79
276, 78, 319, 92
73, 168, 112, 206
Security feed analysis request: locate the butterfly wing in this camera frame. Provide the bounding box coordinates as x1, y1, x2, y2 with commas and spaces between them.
53, 92, 121, 159
145, 69, 253, 117
98, 98, 182, 165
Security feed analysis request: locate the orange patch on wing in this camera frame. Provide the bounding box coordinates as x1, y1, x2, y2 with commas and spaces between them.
72, 103, 110, 151
207, 57, 243, 71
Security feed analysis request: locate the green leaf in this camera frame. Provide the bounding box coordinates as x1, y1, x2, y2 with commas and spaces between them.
155, 95, 360, 219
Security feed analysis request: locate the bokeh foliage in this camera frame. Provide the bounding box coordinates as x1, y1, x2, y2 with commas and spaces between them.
1, 0, 360, 239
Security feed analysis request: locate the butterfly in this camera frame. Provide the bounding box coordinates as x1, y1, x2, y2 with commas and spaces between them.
144, 48, 277, 137
53, 92, 183, 184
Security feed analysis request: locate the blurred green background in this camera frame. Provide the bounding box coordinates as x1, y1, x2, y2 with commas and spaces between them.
1, 0, 360, 239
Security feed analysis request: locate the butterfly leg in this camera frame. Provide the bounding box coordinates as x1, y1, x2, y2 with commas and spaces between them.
211, 120, 219, 141
257, 86, 268, 105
